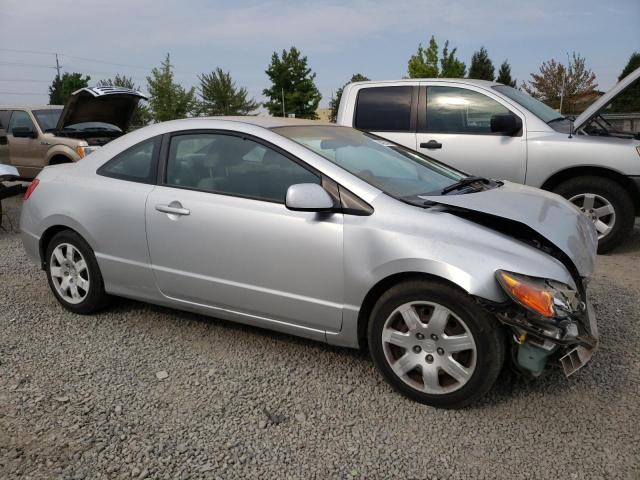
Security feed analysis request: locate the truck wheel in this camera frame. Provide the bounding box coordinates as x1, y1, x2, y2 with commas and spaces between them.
368, 279, 505, 409
553, 176, 634, 253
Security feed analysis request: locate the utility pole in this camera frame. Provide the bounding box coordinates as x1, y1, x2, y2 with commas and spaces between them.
281, 87, 286, 117
54, 53, 61, 78
559, 52, 570, 115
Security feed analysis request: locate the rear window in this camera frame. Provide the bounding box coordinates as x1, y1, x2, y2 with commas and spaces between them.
354, 86, 413, 132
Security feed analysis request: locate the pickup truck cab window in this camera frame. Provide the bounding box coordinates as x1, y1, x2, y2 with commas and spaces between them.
8, 111, 36, 134
424, 86, 511, 135
354, 86, 413, 132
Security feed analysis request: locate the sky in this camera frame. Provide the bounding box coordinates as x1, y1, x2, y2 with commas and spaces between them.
0, 0, 638, 108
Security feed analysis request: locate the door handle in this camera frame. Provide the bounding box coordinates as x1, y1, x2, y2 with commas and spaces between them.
156, 203, 190, 216
420, 140, 443, 149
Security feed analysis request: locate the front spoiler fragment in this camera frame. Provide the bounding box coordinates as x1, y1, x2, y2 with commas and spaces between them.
560, 301, 598, 377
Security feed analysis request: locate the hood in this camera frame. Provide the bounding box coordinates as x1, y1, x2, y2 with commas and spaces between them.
56, 86, 148, 132
419, 181, 598, 277
573, 66, 640, 130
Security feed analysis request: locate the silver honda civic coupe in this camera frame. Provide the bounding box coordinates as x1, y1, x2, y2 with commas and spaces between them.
20, 117, 599, 409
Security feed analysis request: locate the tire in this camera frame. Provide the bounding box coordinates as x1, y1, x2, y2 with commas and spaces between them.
45, 230, 110, 314
368, 279, 505, 409
552, 176, 634, 254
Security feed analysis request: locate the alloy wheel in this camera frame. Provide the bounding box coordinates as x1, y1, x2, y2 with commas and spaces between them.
569, 192, 616, 239
50, 243, 90, 304
381, 301, 477, 394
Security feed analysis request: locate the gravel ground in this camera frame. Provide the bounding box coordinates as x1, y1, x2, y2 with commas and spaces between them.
1, 195, 639, 479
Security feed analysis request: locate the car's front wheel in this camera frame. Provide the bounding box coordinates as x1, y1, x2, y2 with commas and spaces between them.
553, 176, 634, 254
368, 279, 505, 409
45, 230, 110, 314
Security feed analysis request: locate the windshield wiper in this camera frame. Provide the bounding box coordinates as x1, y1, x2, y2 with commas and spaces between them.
547, 117, 566, 124
441, 176, 490, 194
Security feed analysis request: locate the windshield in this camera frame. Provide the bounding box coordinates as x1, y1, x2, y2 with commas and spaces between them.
273, 125, 465, 198
493, 85, 566, 125
33, 109, 62, 132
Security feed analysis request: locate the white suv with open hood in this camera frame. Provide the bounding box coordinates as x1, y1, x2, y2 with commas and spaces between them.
0, 86, 147, 180
337, 67, 640, 252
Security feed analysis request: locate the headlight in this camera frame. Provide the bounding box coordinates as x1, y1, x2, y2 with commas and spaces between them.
75, 145, 100, 158
495, 270, 580, 318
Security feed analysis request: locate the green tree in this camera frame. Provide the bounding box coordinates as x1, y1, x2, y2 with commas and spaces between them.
468, 47, 495, 81
408, 36, 439, 78
523, 52, 598, 114
440, 41, 466, 78
48, 72, 90, 105
198, 68, 258, 116
611, 51, 640, 113
496, 60, 517, 87
329, 73, 370, 123
146, 53, 197, 122
97, 74, 151, 128
263, 47, 321, 119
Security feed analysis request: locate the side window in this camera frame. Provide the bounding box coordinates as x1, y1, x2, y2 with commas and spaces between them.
98, 137, 159, 183
425, 86, 511, 134
0, 110, 10, 130
354, 86, 413, 131
8, 111, 36, 134
165, 133, 320, 203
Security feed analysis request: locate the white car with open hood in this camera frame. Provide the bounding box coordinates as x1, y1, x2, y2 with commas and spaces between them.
337, 67, 640, 252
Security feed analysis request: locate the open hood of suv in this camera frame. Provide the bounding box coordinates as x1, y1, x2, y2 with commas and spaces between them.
573, 66, 640, 131
56, 86, 148, 132
420, 181, 598, 277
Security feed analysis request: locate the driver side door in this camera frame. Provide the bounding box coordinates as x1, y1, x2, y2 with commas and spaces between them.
145, 130, 345, 337
7, 110, 41, 174
416, 83, 527, 182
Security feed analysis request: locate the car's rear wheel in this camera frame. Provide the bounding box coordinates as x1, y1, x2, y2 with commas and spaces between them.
45, 230, 109, 314
553, 176, 634, 253
368, 279, 505, 409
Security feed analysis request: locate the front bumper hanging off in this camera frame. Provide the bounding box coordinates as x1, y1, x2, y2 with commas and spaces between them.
559, 302, 598, 376
487, 297, 598, 378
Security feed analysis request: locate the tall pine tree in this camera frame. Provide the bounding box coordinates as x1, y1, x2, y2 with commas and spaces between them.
146, 53, 197, 122
468, 47, 495, 81
440, 41, 466, 78
199, 68, 258, 116
263, 47, 321, 119
496, 60, 516, 87
408, 36, 439, 78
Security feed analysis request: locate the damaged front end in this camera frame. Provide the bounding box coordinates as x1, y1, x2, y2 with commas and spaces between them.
481, 270, 598, 377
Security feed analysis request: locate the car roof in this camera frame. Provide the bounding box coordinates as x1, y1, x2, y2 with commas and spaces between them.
0, 105, 63, 110
348, 78, 501, 88
196, 116, 336, 129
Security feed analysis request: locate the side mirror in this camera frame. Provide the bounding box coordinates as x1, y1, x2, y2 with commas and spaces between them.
0, 164, 20, 181
285, 183, 335, 212
490, 113, 522, 136
12, 126, 37, 139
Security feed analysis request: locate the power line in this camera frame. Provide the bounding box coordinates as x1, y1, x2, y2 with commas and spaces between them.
0, 48, 200, 76
0, 79, 51, 83
0, 60, 56, 69
0, 92, 47, 96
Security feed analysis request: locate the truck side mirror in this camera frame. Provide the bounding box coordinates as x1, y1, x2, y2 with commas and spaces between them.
490, 113, 522, 136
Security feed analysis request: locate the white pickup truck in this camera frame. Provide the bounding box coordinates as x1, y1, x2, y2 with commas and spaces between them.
337, 68, 640, 252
